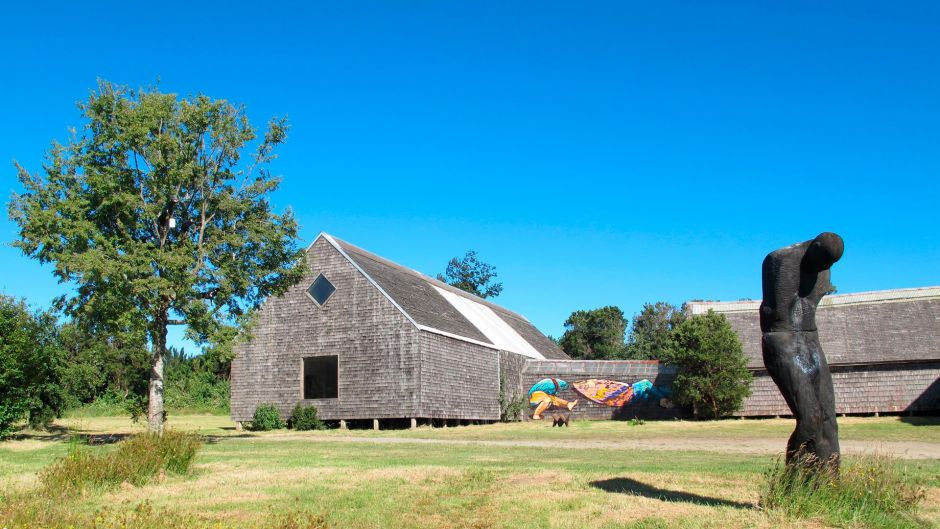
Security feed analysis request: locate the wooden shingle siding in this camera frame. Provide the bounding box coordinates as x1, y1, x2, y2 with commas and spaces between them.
521, 360, 687, 420
688, 290, 940, 416
418, 333, 500, 420
740, 362, 940, 416
696, 294, 940, 369
499, 351, 529, 404
231, 238, 420, 422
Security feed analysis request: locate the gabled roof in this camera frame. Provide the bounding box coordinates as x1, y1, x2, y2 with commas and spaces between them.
314, 233, 569, 360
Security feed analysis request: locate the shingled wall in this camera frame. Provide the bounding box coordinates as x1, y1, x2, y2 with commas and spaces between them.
688, 288, 940, 417
231, 237, 421, 422
418, 333, 501, 420
742, 363, 940, 416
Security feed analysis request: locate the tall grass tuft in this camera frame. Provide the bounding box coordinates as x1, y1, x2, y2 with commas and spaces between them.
759, 455, 928, 529
39, 430, 201, 495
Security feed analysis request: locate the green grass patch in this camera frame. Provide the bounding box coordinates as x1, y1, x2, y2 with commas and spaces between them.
760, 456, 930, 529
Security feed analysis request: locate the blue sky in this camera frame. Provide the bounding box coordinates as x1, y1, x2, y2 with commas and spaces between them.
2, 1, 938, 351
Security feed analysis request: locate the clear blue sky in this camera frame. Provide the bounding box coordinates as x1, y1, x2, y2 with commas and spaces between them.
2, 1, 938, 351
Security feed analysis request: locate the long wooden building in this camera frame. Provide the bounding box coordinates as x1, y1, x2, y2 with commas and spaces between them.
686, 288, 940, 416
232, 234, 939, 425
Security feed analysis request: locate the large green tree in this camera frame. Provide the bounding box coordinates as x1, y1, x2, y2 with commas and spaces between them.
9, 81, 306, 434
625, 301, 687, 360
437, 250, 503, 299
558, 306, 628, 360
662, 310, 752, 418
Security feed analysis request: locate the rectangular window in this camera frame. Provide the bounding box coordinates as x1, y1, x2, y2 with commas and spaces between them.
303, 356, 338, 399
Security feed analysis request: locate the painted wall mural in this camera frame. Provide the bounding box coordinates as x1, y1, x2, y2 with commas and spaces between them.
527, 377, 672, 420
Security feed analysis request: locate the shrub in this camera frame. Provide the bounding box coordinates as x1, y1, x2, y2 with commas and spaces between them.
249, 403, 285, 431
39, 430, 201, 495
662, 310, 752, 418
290, 403, 325, 431
0, 296, 63, 438
760, 455, 928, 529
498, 376, 527, 422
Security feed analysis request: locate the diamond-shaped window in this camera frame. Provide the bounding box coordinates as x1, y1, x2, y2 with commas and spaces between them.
307, 274, 336, 306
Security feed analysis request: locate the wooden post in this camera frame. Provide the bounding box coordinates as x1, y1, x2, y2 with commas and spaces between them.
410, 418, 417, 429
339, 420, 347, 430
373, 419, 380, 431
235, 421, 243, 431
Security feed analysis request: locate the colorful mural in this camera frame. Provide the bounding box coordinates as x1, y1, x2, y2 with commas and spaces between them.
572, 378, 669, 407
527, 377, 672, 420
527, 378, 578, 420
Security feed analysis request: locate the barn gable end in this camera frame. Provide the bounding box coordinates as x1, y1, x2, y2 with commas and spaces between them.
231, 236, 421, 422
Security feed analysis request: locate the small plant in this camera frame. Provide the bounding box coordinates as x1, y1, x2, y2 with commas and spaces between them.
760, 455, 928, 529
498, 376, 527, 422
249, 403, 285, 431
629, 417, 645, 426
39, 431, 201, 495
290, 403, 325, 431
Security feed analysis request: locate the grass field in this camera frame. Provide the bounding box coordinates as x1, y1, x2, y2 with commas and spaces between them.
2, 415, 938, 528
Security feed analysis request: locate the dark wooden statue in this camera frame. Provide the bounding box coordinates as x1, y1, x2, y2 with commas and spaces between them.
760, 232, 844, 469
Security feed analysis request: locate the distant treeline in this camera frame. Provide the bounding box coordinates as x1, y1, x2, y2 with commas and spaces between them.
1, 295, 229, 437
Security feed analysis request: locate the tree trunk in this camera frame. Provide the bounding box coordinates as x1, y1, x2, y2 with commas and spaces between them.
148, 312, 167, 435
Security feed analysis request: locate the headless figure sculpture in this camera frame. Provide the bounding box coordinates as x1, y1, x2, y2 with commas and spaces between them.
760, 232, 844, 469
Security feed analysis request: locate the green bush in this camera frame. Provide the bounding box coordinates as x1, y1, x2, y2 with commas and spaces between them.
0, 296, 63, 438
760, 456, 928, 529
39, 431, 201, 495
662, 310, 752, 418
290, 403, 325, 431
249, 403, 285, 431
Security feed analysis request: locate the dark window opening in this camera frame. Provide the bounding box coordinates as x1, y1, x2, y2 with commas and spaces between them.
303, 356, 338, 399
307, 274, 336, 306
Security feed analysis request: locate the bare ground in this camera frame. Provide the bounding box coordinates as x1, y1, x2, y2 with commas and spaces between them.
252, 433, 940, 459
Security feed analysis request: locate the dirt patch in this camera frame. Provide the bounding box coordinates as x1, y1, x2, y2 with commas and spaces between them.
250, 434, 940, 459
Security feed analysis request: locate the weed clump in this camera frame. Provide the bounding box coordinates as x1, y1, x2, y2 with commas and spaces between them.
759, 455, 928, 529
250, 403, 285, 431
290, 403, 325, 431
39, 430, 201, 495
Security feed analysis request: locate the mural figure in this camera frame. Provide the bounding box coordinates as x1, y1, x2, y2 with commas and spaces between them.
572, 379, 670, 407
760, 232, 844, 469
528, 378, 578, 419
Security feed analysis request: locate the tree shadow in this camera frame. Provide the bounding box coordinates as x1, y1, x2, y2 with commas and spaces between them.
202, 433, 257, 444
8, 423, 75, 443
590, 477, 753, 509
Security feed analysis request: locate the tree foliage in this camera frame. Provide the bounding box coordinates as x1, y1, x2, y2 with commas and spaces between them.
662, 310, 752, 419
558, 306, 628, 360
0, 296, 63, 437
436, 250, 503, 299
625, 301, 687, 360
9, 81, 306, 433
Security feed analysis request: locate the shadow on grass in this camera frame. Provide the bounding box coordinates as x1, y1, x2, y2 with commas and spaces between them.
590, 477, 753, 509
898, 415, 940, 427
11, 426, 134, 446
9, 423, 74, 443
9, 423, 259, 446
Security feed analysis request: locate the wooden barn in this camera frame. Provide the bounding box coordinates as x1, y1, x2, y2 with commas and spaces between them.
230, 233, 569, 426
686, 287, 940, 417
